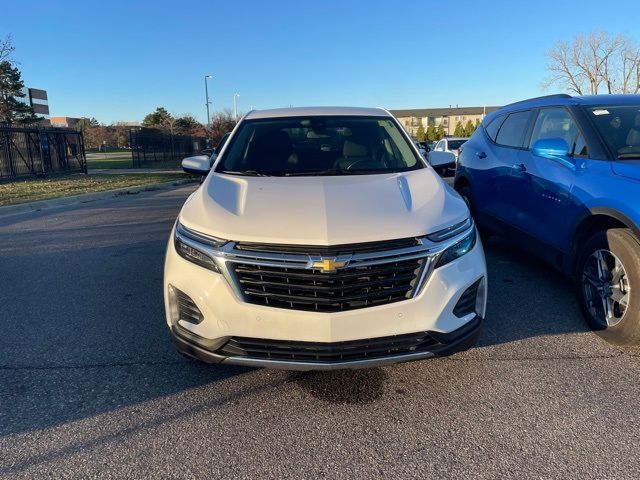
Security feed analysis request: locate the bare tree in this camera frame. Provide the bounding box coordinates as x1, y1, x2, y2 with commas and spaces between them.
0, 34, 15, 63
544, 30, 640, 95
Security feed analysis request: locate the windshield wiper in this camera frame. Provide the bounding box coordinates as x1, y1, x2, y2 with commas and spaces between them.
221, 170, 272, 177
617, 153, 640, 160
283, 168, 346, 176
284, 168, 404, 176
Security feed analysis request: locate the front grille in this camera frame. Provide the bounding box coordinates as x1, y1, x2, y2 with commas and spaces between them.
453, 279, 481, 318
217, 331, 440, 363
232, 257, 425, 312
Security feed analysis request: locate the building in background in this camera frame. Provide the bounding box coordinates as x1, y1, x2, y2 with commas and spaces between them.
49, 116, 81, 128
390, 106, 501, 137
17, 87, 50, 124
115, 121, 141, 127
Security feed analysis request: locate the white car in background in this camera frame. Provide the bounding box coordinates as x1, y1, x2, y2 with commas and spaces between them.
165, 107, 487, 370
428, 137, 468, 175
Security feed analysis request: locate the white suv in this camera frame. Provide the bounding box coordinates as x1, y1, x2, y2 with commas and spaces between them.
165, 107, 487, 370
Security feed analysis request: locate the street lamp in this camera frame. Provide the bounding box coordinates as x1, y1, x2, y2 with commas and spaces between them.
204, 75, 212, 127
233, 93, 240, 120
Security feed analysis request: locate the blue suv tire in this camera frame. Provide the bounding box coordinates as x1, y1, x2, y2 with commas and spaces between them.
576, 228, 640, 345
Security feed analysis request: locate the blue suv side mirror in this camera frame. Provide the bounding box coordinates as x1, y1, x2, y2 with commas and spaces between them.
532, 137, 570, 161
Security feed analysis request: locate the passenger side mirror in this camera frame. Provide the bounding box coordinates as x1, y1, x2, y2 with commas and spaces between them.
182, 156, 211, 175
532, 138, 570, 160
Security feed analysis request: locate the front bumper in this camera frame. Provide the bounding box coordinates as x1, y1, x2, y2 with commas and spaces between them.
170, 315, 482, 370
164, 227, 487, 370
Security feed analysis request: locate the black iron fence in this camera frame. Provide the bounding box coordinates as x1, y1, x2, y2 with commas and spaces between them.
129, 128, 207, 168
0, 126, 86, 181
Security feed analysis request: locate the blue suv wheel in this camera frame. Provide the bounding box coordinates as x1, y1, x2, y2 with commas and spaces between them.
576, 229, 639, 345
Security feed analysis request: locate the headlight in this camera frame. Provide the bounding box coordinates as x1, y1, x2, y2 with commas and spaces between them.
426, 218, 472, 242
174, 222, 227, 273
434, 227, 476, 269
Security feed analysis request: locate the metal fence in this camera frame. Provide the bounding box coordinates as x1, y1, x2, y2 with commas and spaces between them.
130, 128, 207, 168
0, 126, 86, 181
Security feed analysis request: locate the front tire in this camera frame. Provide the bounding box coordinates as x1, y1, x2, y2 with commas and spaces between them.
576, 228, 640, 345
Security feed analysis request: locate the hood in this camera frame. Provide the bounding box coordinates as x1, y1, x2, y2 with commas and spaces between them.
612, 161, 640, 182
179, 169, 468, 245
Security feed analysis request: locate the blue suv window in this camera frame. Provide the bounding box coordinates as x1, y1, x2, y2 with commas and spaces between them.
495, 110, 533, 148
529, 108, 588, 157
484, 114, 506, 142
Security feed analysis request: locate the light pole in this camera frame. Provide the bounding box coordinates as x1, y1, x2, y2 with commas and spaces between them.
204, 75, 212, 127
233, 93, 240, 120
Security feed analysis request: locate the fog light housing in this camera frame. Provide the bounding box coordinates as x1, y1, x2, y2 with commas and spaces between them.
475, 277, 487, 318
168, 284, 204, 325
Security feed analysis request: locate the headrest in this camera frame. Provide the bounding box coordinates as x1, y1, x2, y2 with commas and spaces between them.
343, 140, 368, 157
252, 130, 292, 156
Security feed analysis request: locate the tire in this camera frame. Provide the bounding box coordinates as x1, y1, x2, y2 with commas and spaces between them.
576, 228, 640, 345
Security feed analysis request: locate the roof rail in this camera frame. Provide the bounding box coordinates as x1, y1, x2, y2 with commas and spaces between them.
503, 94, 572, 108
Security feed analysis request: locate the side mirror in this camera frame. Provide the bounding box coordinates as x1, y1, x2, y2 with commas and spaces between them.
428, 150, 456, 167
182, 156, 211, 175
532, 138, 570, 160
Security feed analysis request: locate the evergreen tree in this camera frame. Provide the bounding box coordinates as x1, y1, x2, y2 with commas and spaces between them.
463, 119, 475, 136
0, 61, 41, 125
415, 122, 426, 141
426, 125, 437, 141
75, 117, 100, 132
454, 121, 465, 137
142, 107, 172, 127
435, 124, 446, 140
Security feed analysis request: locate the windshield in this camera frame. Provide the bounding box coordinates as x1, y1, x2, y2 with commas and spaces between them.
215, 116, 423, 176
587, 105, 640, 159
447, 140, 467, 150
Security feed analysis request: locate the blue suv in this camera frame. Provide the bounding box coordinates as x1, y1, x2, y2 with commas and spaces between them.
455, 94, 640, 345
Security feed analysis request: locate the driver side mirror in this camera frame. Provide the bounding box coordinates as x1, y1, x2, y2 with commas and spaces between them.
428, 151, 456, 167
182, 156, 211, 176
532, 138, 570, 161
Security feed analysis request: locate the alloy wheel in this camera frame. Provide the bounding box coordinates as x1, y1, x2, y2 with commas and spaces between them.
581, 249, 630, 327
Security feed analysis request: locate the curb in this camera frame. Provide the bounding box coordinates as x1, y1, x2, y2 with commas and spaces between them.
0, 179, 197, 219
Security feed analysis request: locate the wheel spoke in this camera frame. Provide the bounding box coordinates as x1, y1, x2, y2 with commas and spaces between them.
611, 288, 629, 308
595, 251, 609, 281
583, 273, 600, 288
612, 262, 624, 284
601, 296, 613, 325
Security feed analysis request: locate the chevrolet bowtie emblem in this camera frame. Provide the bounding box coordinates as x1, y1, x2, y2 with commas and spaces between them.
312, 258, 348, 273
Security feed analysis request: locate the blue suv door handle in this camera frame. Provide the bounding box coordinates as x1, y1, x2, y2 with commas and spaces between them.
475, 152, 487, 159
512, 163, 527, 173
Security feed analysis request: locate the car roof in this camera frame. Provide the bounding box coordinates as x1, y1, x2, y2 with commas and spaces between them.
491, 94, 640, 118
445, 137, 468, 141
244, 106, 390, 120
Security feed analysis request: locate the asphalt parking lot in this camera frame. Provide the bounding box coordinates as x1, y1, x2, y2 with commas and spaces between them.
1, 183, 639, 479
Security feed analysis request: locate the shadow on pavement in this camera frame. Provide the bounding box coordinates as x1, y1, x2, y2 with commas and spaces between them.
292, 368, 387, 404
477, 235, 590, 347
